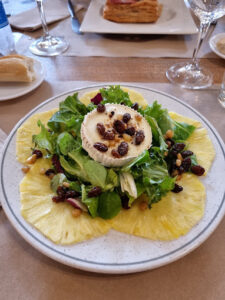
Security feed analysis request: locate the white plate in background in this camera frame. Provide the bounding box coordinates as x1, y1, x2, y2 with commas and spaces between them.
209, 32, 225, 60
0, 59, 45, 101
80, 0, 198, 35
1, 84, 225, 274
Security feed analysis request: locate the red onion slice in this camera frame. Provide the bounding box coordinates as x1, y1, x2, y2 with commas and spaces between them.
66, 198, 88, 212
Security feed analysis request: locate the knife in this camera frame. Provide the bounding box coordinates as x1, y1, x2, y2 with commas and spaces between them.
67, 0, 82, 34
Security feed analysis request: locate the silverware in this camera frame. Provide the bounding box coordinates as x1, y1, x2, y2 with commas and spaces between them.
67, 0, 82, 35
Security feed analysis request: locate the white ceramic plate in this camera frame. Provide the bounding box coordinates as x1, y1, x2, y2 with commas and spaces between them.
1, 84, 225, 274
209, 33, 225, 60
0, 59, 45, 101
80, 0, 198, 35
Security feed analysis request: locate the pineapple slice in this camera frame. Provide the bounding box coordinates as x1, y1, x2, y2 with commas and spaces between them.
169, 111, 202, 128
186, 128, 215, 174
16, 109, 57, 164
112, 173, 205, 240
20, 159, 110, 244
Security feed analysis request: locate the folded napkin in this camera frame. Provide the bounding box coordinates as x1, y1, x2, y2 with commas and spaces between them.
0, 128, 7, 206
9, 0, 70, 31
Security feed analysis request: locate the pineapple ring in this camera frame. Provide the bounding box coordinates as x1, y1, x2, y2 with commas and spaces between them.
17, 89, 215, 244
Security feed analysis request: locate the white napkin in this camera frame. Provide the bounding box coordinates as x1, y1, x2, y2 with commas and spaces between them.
9, 0, 70, 31
0, 129, 7, 206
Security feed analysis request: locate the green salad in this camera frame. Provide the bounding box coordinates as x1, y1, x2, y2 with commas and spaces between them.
32, 86, 204, 220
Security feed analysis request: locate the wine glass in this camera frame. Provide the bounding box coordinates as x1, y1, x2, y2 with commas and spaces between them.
29, 0, 69, 56
166, 0, 225, 89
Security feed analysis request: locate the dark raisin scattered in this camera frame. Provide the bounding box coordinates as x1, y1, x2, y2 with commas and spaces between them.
113, 119, 126, 134
191, 165, 205, 176
103, 130, 115, 140
32, 149, 43, 158
111, 149, 121, 158
45, 169, 55, 177
91, 93, 103, 105
131, 102, 139, 110
125, 127, 135, 136
170, 150, 178, 158
166, 138, 175, 147
88, 186, 102, 198
178, 166, 185, 175
96, 123, 105, 136
97, 103, 105, 113
135, 130, 145, 145
181, 150, 194, 158
52, 196, 64, 203
56, 186, 67, 198
109, 111, 115, 118
172, 184, 183, 193
65, 190, 80, 199
118, 142, 128, 156
123, 113, 131, 123
173, 143, 186, 152
52, 154, 64, 173
94, 142, 108, 152
121, 194, 130, 210
181, 157, 191, 172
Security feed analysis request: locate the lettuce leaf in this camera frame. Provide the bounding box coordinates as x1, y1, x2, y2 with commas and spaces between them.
32, 120, 55, 154
98, 191, 122, 219
100, 86, 133, 107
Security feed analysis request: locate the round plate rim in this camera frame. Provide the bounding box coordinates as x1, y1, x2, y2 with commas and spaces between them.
0, 58, 45, 101
209, 32, 225, 60
1, 83, 225, 274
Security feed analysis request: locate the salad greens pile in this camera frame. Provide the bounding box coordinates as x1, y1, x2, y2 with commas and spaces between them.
32, 85, 197, 219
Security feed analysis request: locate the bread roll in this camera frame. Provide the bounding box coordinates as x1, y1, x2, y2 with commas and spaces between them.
0, 55, 36, 82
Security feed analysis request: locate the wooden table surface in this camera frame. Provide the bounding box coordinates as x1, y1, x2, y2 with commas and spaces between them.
1, 5, 225, 299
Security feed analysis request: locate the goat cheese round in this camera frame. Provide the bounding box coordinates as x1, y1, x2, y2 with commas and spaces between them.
81, 103, 152, 167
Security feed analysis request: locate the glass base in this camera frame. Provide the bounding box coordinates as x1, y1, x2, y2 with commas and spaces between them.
166, 62, 213, 90
29, 35, 69, 56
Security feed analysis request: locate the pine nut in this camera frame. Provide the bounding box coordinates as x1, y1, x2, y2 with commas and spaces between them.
123, 133, 132, 142
26, 154, 37, 164
177, 153, 183, 161
22, 166, 30, 173
165, 129, 174, 139
139, 201, 148, 211
135, 114, 142, 122
63, 182, 70, 188
164, 151, 168, 157
176, 159, 182, 167
72, 208, 82, 217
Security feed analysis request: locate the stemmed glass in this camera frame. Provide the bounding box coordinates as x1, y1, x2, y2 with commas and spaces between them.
29, 0, 69, 56
166, 0, 225, 89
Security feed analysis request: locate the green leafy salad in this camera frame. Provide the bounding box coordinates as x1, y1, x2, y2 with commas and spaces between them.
32, 86, 203, 220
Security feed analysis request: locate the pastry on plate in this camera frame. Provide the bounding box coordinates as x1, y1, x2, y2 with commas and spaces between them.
103, 0, 162, 23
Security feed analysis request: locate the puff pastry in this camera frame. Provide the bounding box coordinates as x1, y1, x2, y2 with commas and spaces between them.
103, 0, 162, 23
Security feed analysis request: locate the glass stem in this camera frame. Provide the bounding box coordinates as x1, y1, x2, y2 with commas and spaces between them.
192, 22, 210, 68
36, 0, 50, 38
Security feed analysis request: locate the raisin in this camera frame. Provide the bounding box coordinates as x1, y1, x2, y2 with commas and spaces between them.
125, 127, 135, 136
111, 149, 121, 158
52, 154, 64, 173
103, 130, 115, 140
94, 142, 108, 152
91, 93, 103, 105
97, 103, 105, 113
123, 113, 131, 123
52, 196, 64, 203
170, 150, 178, 158
173, 143, 186, 152
121, 194, 130, 210
88, 186, 102, 198
191, 165, 205, 176
135, 130, 145, 145
65, 190, 80, 199
32, 149, 43, 158
56, 186, 67, 198
178, 166, 185, 175
181, 150, 194, 158
181, 157, 191, 172
172, 184, 183, 193
45, 169, 55, 177
118, 142, 128, 156
113, 120, 126, 134
109, 111, 115, 118
96, 123, 105, 136
131, 102, 139, 110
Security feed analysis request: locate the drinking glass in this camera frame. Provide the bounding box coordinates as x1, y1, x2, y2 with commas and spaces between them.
29, 0, 68, 56
166, 0, 225, 89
